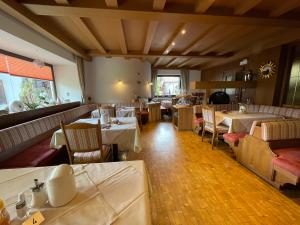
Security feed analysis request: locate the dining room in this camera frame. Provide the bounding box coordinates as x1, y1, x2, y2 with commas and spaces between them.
0, 0, 300, 225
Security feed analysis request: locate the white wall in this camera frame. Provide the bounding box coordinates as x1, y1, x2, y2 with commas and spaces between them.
85, 57, 151, 103
53, 64, 82, 103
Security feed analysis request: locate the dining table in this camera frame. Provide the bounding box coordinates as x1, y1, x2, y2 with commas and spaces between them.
0, 161, 151, 225
215, 111, 284, 133
50, 117, 142, 155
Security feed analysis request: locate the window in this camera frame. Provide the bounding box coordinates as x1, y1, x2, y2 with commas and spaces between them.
0, 51, 55, 111
155, 76, 180, 96
285, 58, 300, 106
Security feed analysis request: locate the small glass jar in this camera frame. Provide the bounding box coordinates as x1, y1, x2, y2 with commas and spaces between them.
0, 199, 10, 225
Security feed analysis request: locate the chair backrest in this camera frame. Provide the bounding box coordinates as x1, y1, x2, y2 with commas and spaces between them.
98, 105, 116, 117
147, 102, 161, 122
202, 105, 215, 128
61, 121, 102, 154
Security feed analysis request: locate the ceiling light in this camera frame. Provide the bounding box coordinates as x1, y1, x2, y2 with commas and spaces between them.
181, 29, 186, 35
165, 50, 169, 54
171, 42, 175, 46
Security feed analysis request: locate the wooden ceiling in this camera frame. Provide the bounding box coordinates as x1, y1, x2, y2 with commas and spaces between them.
1, 0, 300, 69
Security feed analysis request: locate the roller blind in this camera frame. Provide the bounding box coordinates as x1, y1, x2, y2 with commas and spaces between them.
0, 53, 53, 81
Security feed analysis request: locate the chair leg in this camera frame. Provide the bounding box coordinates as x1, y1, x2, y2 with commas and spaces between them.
202, 128, 205, 142
211, 132, 215, 149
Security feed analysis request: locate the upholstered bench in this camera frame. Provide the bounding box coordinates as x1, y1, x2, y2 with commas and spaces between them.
0, 138, 60, 168
0, 104, 97, 168
273, 148, 300, 178
223, 132, 247, 147
238, 120, 300, 187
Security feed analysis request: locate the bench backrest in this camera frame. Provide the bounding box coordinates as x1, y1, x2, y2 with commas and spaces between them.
0, 104, 97, 162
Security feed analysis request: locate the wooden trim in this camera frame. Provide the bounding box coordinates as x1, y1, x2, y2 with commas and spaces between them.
190, 81, 257, 89
195, 0, 215, 13
234, 0, 262, 15
177, 58, 191, 68
0, 0, 89, 59
88, 50, 230, 59
23, 3, 300, 28
0, 102, 81, 129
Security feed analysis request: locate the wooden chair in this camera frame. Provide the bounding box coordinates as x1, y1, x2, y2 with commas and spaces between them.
201, 105, 229, 149
147, 102, 161, 122
61, 120, 112, 164
98, 104, 116, 118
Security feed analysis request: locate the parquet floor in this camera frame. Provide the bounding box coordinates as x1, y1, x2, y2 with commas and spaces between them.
137, 122, 300, 225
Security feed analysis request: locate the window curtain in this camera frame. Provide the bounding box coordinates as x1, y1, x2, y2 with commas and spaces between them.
180, 69, 189, 94
75, 56, 86, 103
151, 68, 158, 97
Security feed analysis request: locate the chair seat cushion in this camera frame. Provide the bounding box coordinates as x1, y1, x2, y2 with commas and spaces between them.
0, 138, 59, 169
205, 124, 229, 133
273, 148, 300, 177
194, 118, 204, 125
223, 132, 247, 146
73, 145, 111, 164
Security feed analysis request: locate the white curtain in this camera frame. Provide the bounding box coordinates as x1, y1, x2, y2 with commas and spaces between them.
76, 56, 86, 103
151, 68, 158, 97
180, 69, 189, 94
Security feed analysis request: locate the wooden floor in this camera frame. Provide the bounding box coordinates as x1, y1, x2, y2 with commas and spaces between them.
137, 122, 300, 225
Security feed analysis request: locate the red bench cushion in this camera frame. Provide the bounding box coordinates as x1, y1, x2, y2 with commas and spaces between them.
0, 138, 60, 169
194, 118, 203, 125
223, 132, 247, 146
273, 148, 300, 177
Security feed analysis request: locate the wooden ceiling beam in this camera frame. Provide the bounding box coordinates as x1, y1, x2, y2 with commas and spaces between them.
234, 0, 262, 15
165, 58, 178, 67
112, 19, 127, 54
182, 25, 216, 55
54, 0, 70, 5
195, 0, 215, 13
269, 0, 300, 17
23, 3, 300, 28
0, 0, 89, 59
153, 58, 163, 67
202, 29, 300, 69
71, 17, 106, 53
88, 50, 229, 59
153, 0, 166, 10
143, 21, 158, 54
177, 58, 192, 68
104, 0, 118, 8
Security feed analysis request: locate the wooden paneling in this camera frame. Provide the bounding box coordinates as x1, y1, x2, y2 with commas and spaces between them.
0, 102, 81, 129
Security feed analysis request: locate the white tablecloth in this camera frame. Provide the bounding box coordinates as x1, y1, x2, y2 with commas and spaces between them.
91, 108, 136, 118
0, 161, 151, 225
215, 111, 284, 133
50, 117, 142, 153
